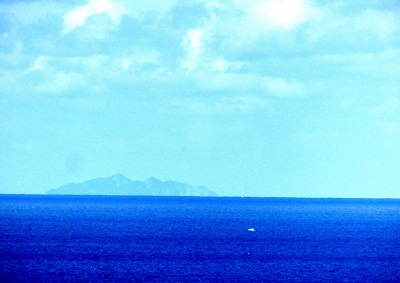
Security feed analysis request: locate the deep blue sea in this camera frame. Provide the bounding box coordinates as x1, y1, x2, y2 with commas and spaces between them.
1, 195, 399, 282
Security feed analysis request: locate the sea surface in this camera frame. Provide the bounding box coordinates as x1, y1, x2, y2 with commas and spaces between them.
0, 195, 399, 282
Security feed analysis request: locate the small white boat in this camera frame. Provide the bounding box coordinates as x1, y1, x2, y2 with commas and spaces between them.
248, 228, 256, 232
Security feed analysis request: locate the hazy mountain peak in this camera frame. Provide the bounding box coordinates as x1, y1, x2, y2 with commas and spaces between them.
111, 173, 127, 178
145, 177, 162, 183
110, 174, 130, 181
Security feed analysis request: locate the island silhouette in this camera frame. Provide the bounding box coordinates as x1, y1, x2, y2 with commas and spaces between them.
47, 174, 217, 197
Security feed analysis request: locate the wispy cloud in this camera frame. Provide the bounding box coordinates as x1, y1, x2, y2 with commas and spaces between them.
365, 97, 400, 115
264, 77, 306, 97
374, 121, 400, 138
169, 95, 268, 114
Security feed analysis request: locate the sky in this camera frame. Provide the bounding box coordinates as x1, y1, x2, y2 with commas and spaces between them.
1, 0, 399, 197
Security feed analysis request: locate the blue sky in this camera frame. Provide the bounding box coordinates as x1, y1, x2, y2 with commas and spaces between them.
1, 0, 399, 197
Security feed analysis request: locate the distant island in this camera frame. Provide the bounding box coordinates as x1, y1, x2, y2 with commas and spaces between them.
47, 174, 218, 197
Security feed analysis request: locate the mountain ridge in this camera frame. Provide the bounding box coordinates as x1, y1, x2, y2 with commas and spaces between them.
47, 174, 218, 197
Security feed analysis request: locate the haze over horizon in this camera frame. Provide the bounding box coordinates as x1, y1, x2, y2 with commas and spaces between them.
1, 0, 399, 198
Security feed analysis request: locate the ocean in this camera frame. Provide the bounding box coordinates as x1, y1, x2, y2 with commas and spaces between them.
0, 195, 399, 282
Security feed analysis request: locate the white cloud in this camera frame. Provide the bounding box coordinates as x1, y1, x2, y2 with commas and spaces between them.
232, 0, 319, 35
29, 56, 50, 72
181, 29, 206, 70
250, 0, 315, 30
63, 0, 126, 33
181, 2, 221, 70
216, 0, 323, 55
